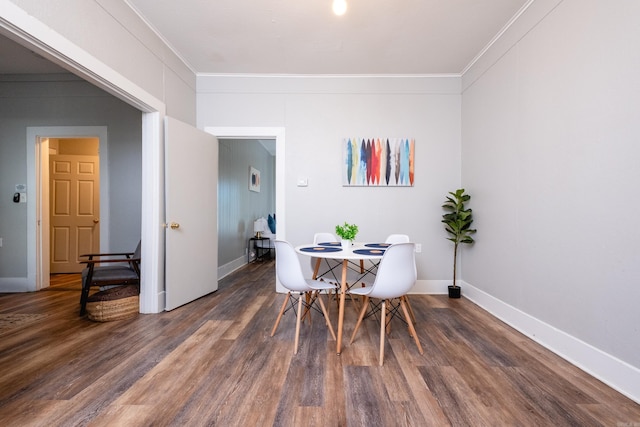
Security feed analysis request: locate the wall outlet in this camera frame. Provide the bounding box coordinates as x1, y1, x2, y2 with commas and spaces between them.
415, 243, 422, 253
0, 237, 2, 247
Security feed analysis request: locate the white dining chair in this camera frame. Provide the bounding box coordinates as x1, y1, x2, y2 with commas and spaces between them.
313, 232, 337, 244
364, 233, 411, 276
362, 233, 411, 281
385, 234, 410, 244
310, 232, 343, 286
271, 240, 337, 354
348, 242, 423, 365
384, 234, 417, 323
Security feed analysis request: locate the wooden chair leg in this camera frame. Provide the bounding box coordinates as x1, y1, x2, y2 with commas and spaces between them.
301, 291, 313, 324
271, 292, 290, 336
294, 293, 303, 354
379, 299, 387, 366
401, 296, 423, 355
79, 278, 92, 315
349, 296, 370, 344
315, 291, 337, 341
351, 289, 363, 316
405, 295, 417, 324
386, 300, 392, 336
80, 287, 89, 315
325, 290, 332, 318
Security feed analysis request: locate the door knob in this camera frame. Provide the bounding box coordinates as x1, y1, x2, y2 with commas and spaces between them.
169, 222, 180, 230
93, 218, 100, 224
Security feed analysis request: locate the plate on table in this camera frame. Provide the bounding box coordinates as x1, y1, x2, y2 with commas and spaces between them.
318, 242, 341, 246
353, 248, 386, 256
300, 246, 343, 253
364, 243, 391, 249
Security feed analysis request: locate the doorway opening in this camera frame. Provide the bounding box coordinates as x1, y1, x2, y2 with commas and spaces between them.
217, 138, 275, 279
27, 126, 109, 290
205, 126, 285, 292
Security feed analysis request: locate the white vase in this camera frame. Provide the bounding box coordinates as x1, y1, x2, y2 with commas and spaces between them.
341, 239, 351, 250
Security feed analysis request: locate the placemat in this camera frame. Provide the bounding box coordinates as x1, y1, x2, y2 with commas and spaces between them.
300, 246, 343, 253
364, 243, 392, 249
318, 242, 341, 246
353, 248, 386, 256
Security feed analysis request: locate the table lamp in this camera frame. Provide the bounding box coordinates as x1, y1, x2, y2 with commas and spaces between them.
254, 219, 263, 238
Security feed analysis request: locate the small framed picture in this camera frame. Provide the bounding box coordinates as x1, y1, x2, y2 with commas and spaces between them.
249, 166, 261, 192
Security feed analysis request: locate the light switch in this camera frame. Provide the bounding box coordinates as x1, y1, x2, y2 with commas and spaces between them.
297, 178, 308, 187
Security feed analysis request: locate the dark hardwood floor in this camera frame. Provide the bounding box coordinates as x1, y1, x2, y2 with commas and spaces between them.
1, 260, 639, 426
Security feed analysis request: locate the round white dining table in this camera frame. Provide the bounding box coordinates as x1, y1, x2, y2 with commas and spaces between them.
295, 242, 388, 354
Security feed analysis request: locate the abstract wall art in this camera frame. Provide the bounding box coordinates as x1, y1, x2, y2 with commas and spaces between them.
342, 138, 415, 186
249, 166, 261, 192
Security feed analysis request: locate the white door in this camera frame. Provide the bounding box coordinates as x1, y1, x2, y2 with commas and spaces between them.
49, 154, 100, 273
165, 117, 219, 310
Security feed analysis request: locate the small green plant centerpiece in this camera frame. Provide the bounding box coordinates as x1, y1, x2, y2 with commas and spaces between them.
442, 189, 476, 298
335, 222, 359, 249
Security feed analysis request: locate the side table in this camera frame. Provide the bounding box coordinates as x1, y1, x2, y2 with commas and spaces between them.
248, 237, 272, 262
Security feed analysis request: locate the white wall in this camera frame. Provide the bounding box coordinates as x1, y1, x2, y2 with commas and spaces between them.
198, 75, 462, 286
0, 75, 141, 286
4, 0, 196, 123
462, 0, 640, 399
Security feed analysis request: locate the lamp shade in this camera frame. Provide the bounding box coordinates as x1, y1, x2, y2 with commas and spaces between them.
254, 220, 264, 233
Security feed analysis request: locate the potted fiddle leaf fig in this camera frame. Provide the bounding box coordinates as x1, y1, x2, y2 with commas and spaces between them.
442, 188, 476, 298
335, 222, 358, 249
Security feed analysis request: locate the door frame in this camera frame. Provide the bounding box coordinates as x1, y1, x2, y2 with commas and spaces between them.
2, 11, 166, 310
26, 126, 109, 290
205, 126, 286, 293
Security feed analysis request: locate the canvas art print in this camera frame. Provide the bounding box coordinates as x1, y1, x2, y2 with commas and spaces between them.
249, 166, 261, 192
342, 138, 415, 186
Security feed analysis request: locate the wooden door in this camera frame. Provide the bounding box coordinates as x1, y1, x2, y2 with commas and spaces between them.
50, 154, 100, 273
165, 117, 219, 310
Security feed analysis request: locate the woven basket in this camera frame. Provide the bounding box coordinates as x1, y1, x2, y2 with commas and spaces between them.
86, 285, 139, 322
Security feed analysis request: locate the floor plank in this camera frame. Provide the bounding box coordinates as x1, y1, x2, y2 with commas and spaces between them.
0, 262, 639, 426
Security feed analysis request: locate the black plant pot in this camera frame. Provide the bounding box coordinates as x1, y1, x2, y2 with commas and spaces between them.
448, 285, 461, 299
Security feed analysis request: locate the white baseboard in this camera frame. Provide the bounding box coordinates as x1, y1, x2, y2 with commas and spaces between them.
218, 256, 250, 280
461, 281, 640, 405
0, 278, 32, 292
410, 279, 451, 294
154, 290, 166, 313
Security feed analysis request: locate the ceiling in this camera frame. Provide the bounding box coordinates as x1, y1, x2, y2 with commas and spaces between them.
0, 0, 529, 76
126, 0, 529, 75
